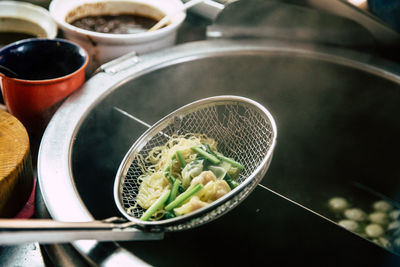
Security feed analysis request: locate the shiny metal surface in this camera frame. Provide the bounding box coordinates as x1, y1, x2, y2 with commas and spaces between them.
0, 217, 163, 244
115, 96, 276, 229
208, 0, 376, 48
207, 0, 400, 48
38, 39, 400, 266
183, 0, 225, 20
309, 0, 400, 45
0, 243, 45, 267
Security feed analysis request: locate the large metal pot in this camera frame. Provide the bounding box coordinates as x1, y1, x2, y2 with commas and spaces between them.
38, 39, 400, 266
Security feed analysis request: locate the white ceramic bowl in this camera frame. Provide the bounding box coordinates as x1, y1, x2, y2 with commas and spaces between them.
0, 1, 57, 45
49, 0, 186, 73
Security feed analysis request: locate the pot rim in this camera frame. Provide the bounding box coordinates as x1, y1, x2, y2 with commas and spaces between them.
38, 39, 400, 265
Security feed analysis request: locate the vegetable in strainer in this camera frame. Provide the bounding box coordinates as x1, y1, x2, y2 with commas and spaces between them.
0, 95, 277, 243
114, 95, 277, 231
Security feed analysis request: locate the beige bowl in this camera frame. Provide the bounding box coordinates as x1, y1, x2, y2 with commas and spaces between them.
50, 0, 186, 73
0, 1, 57, 47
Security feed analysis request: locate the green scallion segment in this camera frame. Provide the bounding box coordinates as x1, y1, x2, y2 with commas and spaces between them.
165, 154, 177, 177
168, 174, 176, 183
191, 146, 221, 164
176, 151, 186, 168
164, 211, 176, 219
165, 166, 171, 178
216, 153, 244, 170
140, 189, 171, 221
226, 179, 238, 189
167, 178, 182, 204
168, 174, 185, 192
178, 186, 185, 193
165, 183, 203, 211
224, 173, 239, 189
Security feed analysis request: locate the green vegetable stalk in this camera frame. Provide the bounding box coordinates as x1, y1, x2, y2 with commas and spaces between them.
226, 179, 239, 189
191, 146, 221, 164
176, 150, 186, 168
165, 183, 203, 211
216, 152, 244, 170
164, 154, 177, 177
164, 211, 175, 219
224, 173, 239, 189
168, 174, 185, 193
167, 178, 182, 204
140, 189, 171, 221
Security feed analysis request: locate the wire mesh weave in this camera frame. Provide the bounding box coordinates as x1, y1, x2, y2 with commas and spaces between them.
116, 96, 276, 230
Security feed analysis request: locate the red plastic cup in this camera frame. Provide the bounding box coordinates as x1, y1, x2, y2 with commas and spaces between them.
0, 38, 88, 135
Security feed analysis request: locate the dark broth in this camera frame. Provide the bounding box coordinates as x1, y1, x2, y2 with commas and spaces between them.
71, 14, 159, 34
0, 32, 36, 47
0, 17, 47, 47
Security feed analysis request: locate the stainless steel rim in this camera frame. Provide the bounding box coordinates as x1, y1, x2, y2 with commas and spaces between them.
37, 39, 400, 265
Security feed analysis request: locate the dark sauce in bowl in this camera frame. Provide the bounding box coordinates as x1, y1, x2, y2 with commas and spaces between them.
71, 14, 159, 34
0, 39, 87, 80
0, 17, 47, 48
0, 32, 36, 47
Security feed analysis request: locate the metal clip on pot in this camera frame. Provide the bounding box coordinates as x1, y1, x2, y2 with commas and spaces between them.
95, 51, 141, 75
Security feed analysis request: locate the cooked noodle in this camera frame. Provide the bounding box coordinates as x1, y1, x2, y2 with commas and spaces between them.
134, 133, 241, 221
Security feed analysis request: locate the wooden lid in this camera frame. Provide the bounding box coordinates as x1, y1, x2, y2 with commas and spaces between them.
0, 110, 33, 217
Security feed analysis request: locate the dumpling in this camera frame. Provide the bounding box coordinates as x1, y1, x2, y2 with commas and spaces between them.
199, 179, 231, 202
190, 170, 216, 186
174, 196, 208, 216
173, 171, 231, 215
181, 159, 204, 189
188, 170, 231, 203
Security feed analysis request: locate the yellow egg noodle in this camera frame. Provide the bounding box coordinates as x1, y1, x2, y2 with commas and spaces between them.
128, 133, 243, 221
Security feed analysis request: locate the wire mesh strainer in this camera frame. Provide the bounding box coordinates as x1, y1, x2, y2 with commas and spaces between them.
0, 95, 276, 244
114, 95, 277, 231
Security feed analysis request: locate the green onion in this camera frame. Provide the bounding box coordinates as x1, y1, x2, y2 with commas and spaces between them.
140, 189, 171, 221
226, 179, 238, 189
191, 146, 221, 164
165, 154, 177, 176
204, 144, 218, 157
168, 174, 185, 192
167, 178, 181, 204
165, 165, 171, 178
224, 173, 239, 189
178, 186, 185, 193
168, 174, 176, 183
216, 153, 244, 170
164, 211, 176, 219
176, 150, 186, 168
165, 183, 203, 211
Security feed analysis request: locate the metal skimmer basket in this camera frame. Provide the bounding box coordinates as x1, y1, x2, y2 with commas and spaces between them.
114, 95, 277, 231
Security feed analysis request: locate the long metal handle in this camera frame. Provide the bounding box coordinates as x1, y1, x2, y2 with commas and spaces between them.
0, 218, 164, 244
